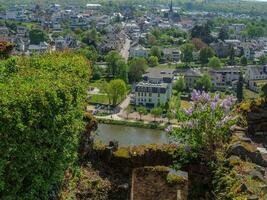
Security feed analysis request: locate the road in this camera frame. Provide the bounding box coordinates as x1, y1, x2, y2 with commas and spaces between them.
120, 37, 131, 61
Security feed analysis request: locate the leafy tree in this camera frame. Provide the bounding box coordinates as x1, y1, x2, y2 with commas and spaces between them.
247, 25, 264, 38
0, 41, 14, 59
181, 43, 194, 64
147, 34, 157, 46
174, 78, 186, 92
195, 74, 212, 91
166, 111, 175, 123
200, 47, 215, 64
150, 46, 162, 60
0, 52, 90, 199
191, 23, 214, 44
262, 84, 267, 101
92, 65, 102, 80
29, 28, 48, 44
151, 28, 161, 39
115, 59, 128, 83
128, 57, 148, 83
148, 56, 159, 67
81, 28, 100, 47
191, 38, 208, 50
151, 107, 163, 122
240, 56, 248, 66
125, 106, 133, 119
208, 56, 221, 69
169, 95, 181, 113
105, 79, 127, 106
137, 106, 147, 120
218, 27, 229, 41
236, 73, 244, 102
259, 55, 267, 65
228, 46, 235, 65
105, 50, 125, 78
79, 46, 99, 64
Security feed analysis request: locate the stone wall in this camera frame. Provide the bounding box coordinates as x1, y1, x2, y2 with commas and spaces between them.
247, 106, 267, 136
131, 166, 188, 200
92, 143, 177, 173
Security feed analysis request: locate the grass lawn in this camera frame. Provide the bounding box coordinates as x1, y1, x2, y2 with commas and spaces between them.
89, 94, 110, 105
156, 64, 178, 69
89, 80, 105, 93
244, 88, 260, 100
254, 80, 267, 88
89, 94, 126, 105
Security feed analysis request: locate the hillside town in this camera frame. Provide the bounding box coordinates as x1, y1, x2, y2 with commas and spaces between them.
1, 0, 267, 200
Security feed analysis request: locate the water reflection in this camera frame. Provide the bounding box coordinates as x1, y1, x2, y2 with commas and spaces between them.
94, 124, 169, 147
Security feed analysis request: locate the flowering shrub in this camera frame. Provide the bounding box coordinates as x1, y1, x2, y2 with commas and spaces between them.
170, 90, 237, 164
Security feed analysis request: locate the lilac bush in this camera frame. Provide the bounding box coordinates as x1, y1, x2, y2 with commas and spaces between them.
171, 90, 237, 162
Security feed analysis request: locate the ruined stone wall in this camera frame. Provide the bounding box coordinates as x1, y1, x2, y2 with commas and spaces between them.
247, 106, 267, 136
131, 166, 188, 200
92, 144, 177, 173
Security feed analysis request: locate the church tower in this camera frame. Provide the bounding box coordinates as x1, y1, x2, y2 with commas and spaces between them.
168, 0, 181, 23
170, 0, 173, 13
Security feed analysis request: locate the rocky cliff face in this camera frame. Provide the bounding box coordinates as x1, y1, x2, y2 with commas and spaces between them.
223, 124, 267, 199
131, 166, 188, 200
247, 106, 267, 136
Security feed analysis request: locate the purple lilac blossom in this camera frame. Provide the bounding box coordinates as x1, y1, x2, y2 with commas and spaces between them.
184, 108, 193, 116
210, 101, 217, 111
201, 91, 210, 103
165, 125, 174, 133
213, 94, 220, 102
191, 90, 201, 101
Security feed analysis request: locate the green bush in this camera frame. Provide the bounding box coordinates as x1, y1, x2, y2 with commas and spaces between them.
0, 52, 90, 199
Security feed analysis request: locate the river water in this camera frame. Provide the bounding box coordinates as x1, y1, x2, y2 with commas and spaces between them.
94, 124, 169, 147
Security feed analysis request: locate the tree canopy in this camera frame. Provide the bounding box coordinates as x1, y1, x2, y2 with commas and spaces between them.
174, 78, 186, 93
0, 52, 90, 199
180, 43, 194, 64
200, 47, 215, 65
29, 28, 48, 44
128, 57, 148, 83
208, 56, 221, 69
105, 50, 128, 82
103, 79, 127, 106
195, 74, 212, 91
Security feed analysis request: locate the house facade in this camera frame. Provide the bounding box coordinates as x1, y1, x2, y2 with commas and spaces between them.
162, 48, 180, 62
129, 45, 148, 58
132, 68, 175, 108
184, 68, 202, 89
209, 67, 240, 91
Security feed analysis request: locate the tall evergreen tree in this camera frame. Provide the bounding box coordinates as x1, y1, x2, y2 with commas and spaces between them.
236, 73, 244, 102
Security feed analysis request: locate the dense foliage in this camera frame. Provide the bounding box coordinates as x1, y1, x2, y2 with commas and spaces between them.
171, 90, 237, 167
0, 41, 14, 59
0, 52, 90, 199
29, 28, 48, 44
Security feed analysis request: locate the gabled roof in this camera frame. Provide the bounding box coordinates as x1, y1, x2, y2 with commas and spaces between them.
184, 68, 202, 77
144, 68, 175, 79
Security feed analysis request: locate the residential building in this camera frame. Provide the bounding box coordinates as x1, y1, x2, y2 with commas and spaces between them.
0, 26, 9, 37
28, 42, 49, 54
132, 68, 175, 108
228, 24, 246, 33
245, 65, 267, 82
184, 68, 202, 89
209, 67, 240, 91
162, 48, 180, 62
129, 45, 148, 58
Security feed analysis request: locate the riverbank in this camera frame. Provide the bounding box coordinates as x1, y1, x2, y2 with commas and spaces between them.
97, 117, 167, 130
